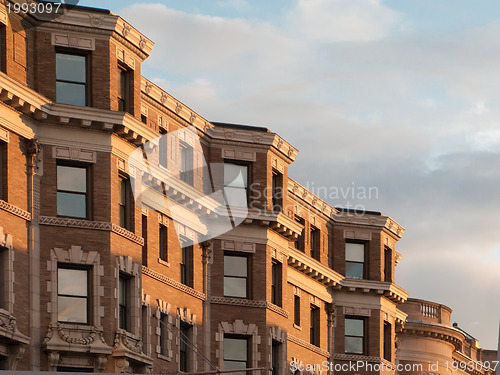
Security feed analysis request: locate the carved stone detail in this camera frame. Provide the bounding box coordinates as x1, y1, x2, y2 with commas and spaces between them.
287, 334, 330, 357
89, 14, 104, 27
0, 200, 31, 220
142, 266, 206, 301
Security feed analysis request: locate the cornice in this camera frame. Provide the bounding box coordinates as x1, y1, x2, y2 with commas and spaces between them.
339, 279, 409, 304
141, 78, 212, 135
402, 321, 465, 350
0, 200, 31, 220
334, 211, 405, 239
288, 178, 338, 220
142, 266, 206, 301
287, 247, 343, 288
287, 334, 330, 357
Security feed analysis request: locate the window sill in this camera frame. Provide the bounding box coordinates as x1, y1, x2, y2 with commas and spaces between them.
157, 258, 170, 267
157, 353, 171, 361
293, 324, 302, 331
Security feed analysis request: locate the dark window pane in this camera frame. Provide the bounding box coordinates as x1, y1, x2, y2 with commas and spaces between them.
224, 164, 248, 188
345, 262, 364, 279
224, 277, 247, 298
224, 338, 248, 361
345, 336, 363, 354
57, 192, 86, 218
58, 296, 87, 323
58, 268, 87, 296
224, 256, 247, 277
56, 53, 86, 83
345, 318, 364, 336
56, 82, 86, 106
57, 166, 86, 192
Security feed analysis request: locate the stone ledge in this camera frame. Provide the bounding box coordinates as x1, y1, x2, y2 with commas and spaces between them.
142, 266, 205, 301
0, 200, 31, 221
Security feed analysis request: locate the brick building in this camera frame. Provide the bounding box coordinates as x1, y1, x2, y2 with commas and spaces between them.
0, 2, 495, 374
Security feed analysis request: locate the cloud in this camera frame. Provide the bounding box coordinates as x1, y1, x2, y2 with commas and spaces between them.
216, 0, 251, 12
119, 1, 500, 348
286, 0, 404, 42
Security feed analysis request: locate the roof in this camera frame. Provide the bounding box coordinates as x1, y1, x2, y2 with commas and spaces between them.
211, 122, 269, 133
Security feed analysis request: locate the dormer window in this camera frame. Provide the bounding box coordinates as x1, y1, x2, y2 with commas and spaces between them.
56, 52, 87, 106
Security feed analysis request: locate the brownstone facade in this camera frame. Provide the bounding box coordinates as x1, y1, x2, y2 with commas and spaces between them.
0, 2, 495, 374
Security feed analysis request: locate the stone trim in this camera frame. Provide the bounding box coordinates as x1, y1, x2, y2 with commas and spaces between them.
38, 217, 144, 245
115, 256, 141, 334
175, 307, 198, 372
221, 240, 255, 253
287, 334, 330, 357
0, 200, 31, 220
46, 245, 105, 326
222, 148, 257, 162
155, 299, 173, 361
215, 320, 261, 374
52, 32, 96, 50
0, 127, 8, 142
344, 230, 372, 240
269, 327, 287, 375
333, 353, 389, 364
0, 226, 14, 313
142, 266, 206, 301
52, 146, 97, 163
343, 307, 372, 317
210, 297, 289, 318
141, 294, 152, 357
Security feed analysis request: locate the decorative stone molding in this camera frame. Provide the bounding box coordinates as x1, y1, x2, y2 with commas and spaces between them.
111, 224, 145, 246
51, 32, 95, 50
215, 320, 261, 371
310, 296, 321, 308
0, 127, 8, 142
269, 327, 287, 375
287, 334, 330, 357
142, 266, 206, 301
175, 307, 198, 372
0, 200, 31, 220
343, 307, 371, 317
141, 294, 152, 357
158, 212, 169, 226
344, 230, 372, 240
53, 145, 97, 162
271, 157, 285, 173
210, 297, 289, 318
270, 247, 284, 262
39, 217, 144, 245
333, 353, 390, 364
222, 148, 257, 162
155, 299, 173, 360
221, 239, 255, 253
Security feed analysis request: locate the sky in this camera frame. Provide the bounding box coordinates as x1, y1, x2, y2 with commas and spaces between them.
78, 0, 500, 349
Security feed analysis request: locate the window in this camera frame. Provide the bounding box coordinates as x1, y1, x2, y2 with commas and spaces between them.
0, 247, 4, 309
345, 242, 365, 279
224, 255, 248, 298
384, 246, 392, 282
141, 114, 147, 124
159, 225, 168, 262
223, 336, 248, 375
159, 313, 169, 356
294, 295, 301, 326
224, 162, 248, 207
0, 142, 5, 201
56, 52, 87, 106
345, 317, 365, 354
272, 170, 283, 212
57, 164, 88, 219
119, 175, 132, 230
118, 67, 130, 112
179, 322, 191, 372
384, 322, 392, 361
271, 340, 280, 375
310, 305, 319, 346
142, 305, 149, 354
0, 25, 5, 73
119, 274, 131, 331
180, 141, 193, 185
294, 216, 305, 251
310, 225, 320, 260
180, 245, 193, 287
57, 266, 89, 324
142, 215, 148, 266
271, 260, 282, 307
159, 129, 168, 168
